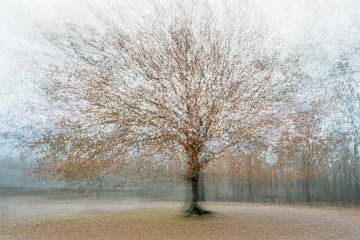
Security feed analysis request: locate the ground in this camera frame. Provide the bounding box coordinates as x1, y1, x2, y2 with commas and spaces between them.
1, 196, 360, 240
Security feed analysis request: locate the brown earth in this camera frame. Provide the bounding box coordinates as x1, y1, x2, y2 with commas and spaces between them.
1, 199, 360, 240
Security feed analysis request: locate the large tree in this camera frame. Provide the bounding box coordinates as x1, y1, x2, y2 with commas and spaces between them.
32, 1, 294, 214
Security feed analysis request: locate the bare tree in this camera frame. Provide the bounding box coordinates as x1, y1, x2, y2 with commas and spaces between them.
31, 1, 294, 215
277, 110, 328, 203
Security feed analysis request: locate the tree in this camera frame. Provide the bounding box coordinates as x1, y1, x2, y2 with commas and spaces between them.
31, 1, 294, 215
330, 52, 360, 202
277, 110, 327, 203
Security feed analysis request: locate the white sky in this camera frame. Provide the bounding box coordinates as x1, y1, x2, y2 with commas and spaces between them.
1, 0, 359, 104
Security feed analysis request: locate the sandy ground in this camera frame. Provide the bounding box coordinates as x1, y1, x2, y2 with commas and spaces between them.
0, 197, 360, 240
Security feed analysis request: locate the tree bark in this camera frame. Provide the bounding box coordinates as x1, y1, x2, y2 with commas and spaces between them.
198, 172, 206, 202
184, 168, 210, 215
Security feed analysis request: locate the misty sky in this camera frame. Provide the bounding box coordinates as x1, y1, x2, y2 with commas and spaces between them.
0, 0, 360, 161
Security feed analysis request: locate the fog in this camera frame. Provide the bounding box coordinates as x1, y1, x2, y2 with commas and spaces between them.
1, 0, 360, 191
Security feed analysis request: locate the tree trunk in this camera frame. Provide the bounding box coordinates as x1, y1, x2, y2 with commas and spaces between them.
332, 170, 337, 202
285, 183, 291, 203
185, 175, 210, 215
198, 172, 206, 202
184, 165, 210, 216
352, 143, 360, 202
247, 171, 254, 202
303, 179, 311, 203
241, 179, 245, 201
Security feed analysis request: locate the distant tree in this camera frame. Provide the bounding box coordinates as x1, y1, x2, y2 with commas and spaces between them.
275, 131, 298, 202
330, 52, 360, 201
277, 110, 327, 203
31, 1, 294, 214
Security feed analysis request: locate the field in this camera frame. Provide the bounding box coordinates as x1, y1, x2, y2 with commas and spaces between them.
1, 193, 360, 240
